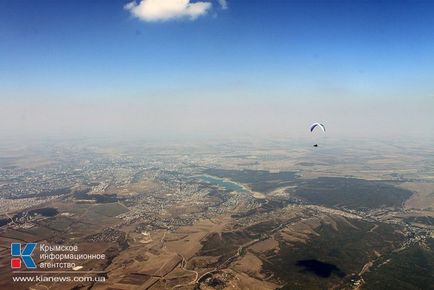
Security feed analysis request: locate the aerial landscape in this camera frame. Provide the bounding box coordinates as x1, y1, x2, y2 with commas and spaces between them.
1, 1, 433, 289
1, 138, 433, 289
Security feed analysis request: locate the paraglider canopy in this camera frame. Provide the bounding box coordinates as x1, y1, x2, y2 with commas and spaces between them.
310, 122, 326, 133
310, 122, 326, 148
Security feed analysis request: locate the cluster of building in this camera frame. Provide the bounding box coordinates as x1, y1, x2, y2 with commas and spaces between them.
86, 227, 126, 243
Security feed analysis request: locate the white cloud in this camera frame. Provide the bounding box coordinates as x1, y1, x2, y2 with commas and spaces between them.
218, 0, 227, 10
124, 0, 212, 22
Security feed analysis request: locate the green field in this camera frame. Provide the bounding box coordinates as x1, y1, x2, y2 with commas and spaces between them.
93, 202, 129, 217
264, 218, 404, 289
363, 238, 434, 290
294, 177, 412, 210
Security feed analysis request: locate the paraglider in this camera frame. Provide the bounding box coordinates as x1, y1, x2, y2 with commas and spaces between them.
310, 122, 325, 147
310, 122, 326, 133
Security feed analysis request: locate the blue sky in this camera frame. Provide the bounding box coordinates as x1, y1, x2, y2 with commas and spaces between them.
1, 0, 433, 139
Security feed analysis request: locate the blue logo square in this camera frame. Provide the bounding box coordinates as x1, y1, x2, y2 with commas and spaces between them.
11, 243, 21, 256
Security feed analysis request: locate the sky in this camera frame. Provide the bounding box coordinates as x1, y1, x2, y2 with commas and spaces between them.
1, 0, 433, 140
